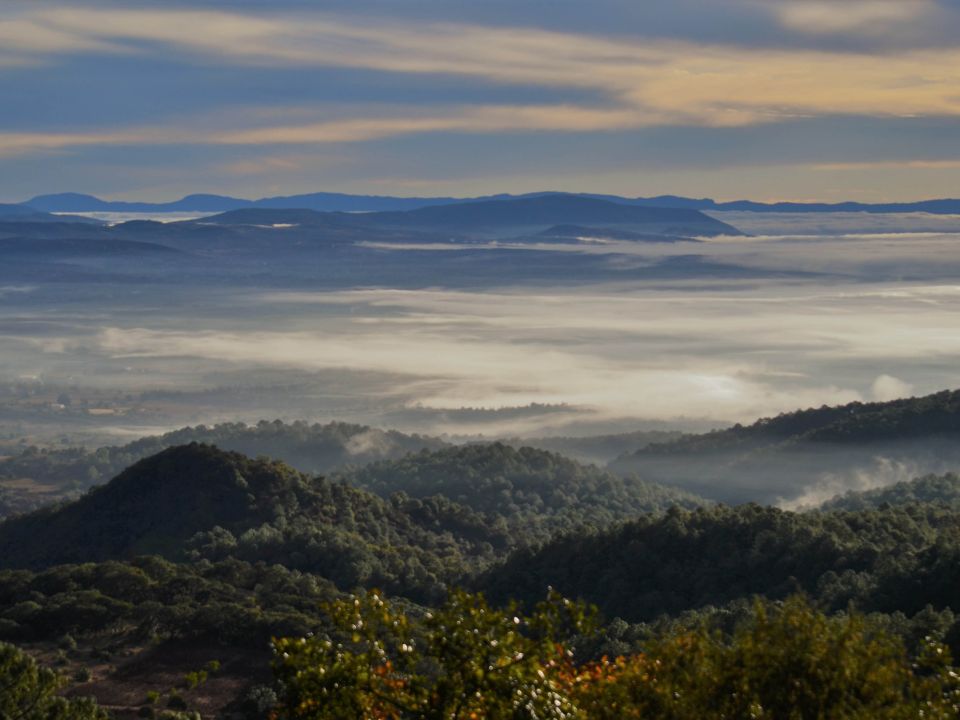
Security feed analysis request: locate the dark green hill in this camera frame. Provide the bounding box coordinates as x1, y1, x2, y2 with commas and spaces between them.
610, 389, 960, 504
0, 444, 311, 563
820, 473, 960, 511
0, 444, 508, 600
334, 442, 705, 543
479, 503, 960, 623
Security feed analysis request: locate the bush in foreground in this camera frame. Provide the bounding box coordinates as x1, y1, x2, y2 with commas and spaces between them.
273, 592, 960, 719
0, 641, 108, 719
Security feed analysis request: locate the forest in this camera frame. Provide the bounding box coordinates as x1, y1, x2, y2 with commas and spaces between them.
3, 391, 960, 717
7, 1, 960, 713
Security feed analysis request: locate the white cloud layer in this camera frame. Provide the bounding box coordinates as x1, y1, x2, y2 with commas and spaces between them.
2, 223, 959, 439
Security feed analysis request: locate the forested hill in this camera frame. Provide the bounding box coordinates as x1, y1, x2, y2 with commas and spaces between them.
335, 442, 704, 542
623, 389, 960, 456
609, 389, 960, 504
0, 420, 447, 501
0, 444, 516, 600
479, 503, 960, 623
820, 472, 960, 511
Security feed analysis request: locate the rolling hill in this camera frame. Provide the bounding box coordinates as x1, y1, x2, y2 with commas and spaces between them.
0, 439, 706, 597
192, 195, 741, 238
819, 472, 960, 511
609, 389, 960, 505
334, 442, 704, 542
0, 444, 514, 599
352, 195, 740, 236
479, 503, 960, 622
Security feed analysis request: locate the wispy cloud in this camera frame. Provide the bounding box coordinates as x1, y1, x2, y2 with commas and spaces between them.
776, 0, 935, 36
2, 5, 960, 160
809, 159, 960, 171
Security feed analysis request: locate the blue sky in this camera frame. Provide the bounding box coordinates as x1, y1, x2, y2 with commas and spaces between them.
3, 0, 960, 202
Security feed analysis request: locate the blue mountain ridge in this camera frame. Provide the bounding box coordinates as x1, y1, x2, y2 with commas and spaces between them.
24, 191, 960, 215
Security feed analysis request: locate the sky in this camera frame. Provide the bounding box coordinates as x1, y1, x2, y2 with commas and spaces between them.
3, 0, 960, 202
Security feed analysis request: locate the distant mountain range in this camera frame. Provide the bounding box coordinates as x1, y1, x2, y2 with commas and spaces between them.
0, 195, 739, 239
202, 195, 740, 237
22, 190, 960, 215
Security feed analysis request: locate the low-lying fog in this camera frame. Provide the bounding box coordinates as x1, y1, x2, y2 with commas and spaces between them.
1, 212, 959, 448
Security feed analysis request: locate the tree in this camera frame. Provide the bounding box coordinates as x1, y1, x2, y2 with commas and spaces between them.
272, 589, 593, 719
566, 597, 960, 720
273, 593, 960, 719
0, 641, 108, 720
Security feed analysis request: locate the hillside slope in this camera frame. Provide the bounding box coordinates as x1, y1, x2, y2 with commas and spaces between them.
820, 472, 960, 511
335, 442, 704, 542
610, 389, 960, 504
0, 444, 507, 599
480, 503, 960, 622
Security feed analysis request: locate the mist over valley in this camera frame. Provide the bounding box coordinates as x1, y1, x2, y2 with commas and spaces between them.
6, 2, 960, 714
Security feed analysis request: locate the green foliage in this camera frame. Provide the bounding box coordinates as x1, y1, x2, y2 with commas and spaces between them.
0, 641, 108, 719
157, 711, 200, 720
639, 389, 960, 454
481, 503, 960, 622
0, 557, 339, 646
0, 443, 703, 602
182, 669, 207, 689
272, 589, 594, 719
0, 444, 516, 600
572, 597, 960, 719
822, 472, 960, 511
611, 389, 960, 503
337, 442, 703, 544
241, 684, 278, 718
272, 592, 960, 719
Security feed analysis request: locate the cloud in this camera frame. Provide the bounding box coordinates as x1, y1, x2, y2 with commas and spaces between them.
5, 229, 960, 435
3, 5, 960, 161
872, 374, 915, 400
84, 271, 960, 425
809, 159, 960, 170
776, 1, 935, 36
218, 154, 310, 176
0, 14, 123, 55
